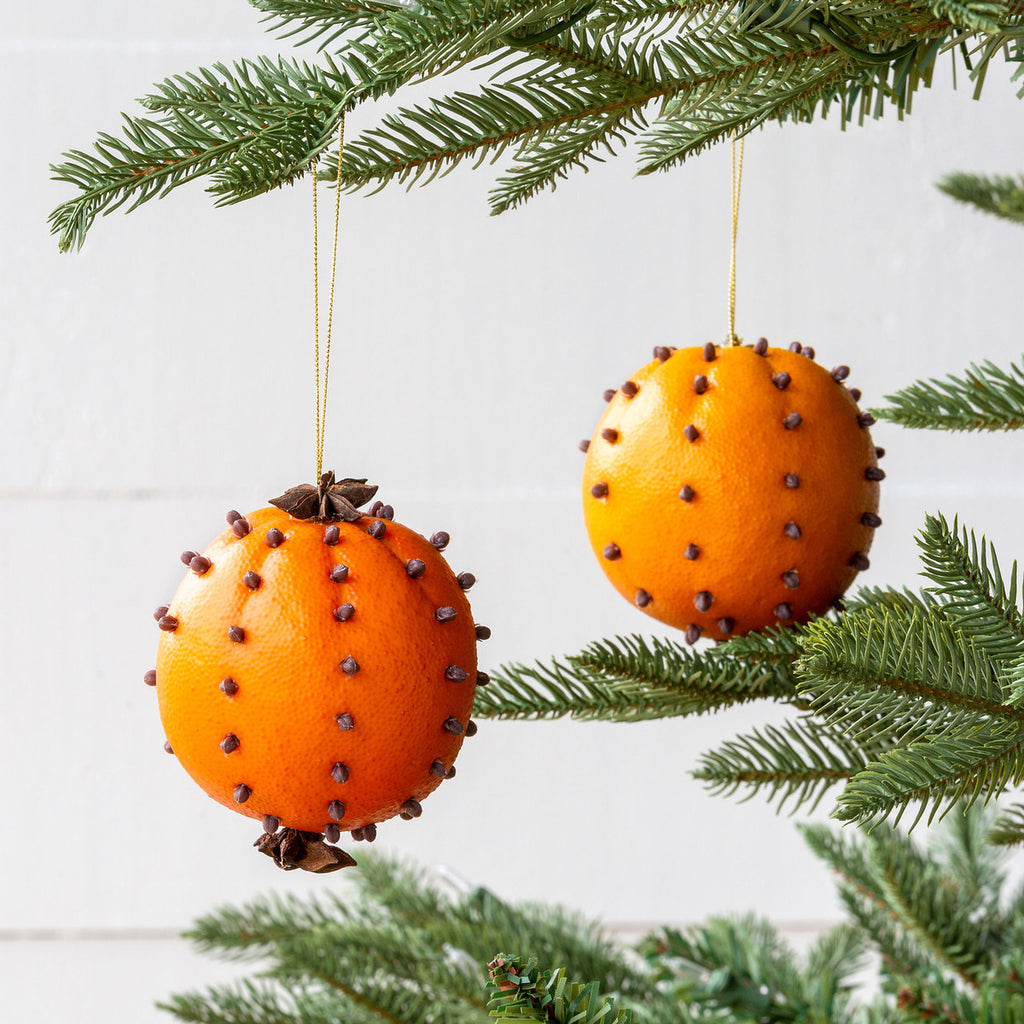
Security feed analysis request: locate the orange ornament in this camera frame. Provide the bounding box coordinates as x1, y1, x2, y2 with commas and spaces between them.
581, 340, 883, 642
148, 474, 487, 871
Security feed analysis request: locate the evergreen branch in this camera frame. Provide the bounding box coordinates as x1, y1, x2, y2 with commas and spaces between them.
487, 956, 634, 1024
489, 23, 661, 88
798, 602, 1019, 747
161, 980, 360, 1024
833, 717, 1024, 829
473, 631, 801, 722
873, 358, 1024, 431
800, 820, 1003, 988
864, 820, 1002, 985
329, 77, 654, 192
48, 57, 354, 252
488, 110, 644, 213
373, 0, 592, 83
935, 803, 1007, 911
638, 915, 817, 1020
916, 513, 1024, 668
635, 43, 849, 174
802, 924, 869, 1018
347, 859, 655, 1003
692, 715, 891, 814
985, 800, 1024, 846
183, 892, 355, 961
937, 171, 1024, 225
248, 0, 393, 49
923, 0, 1005, 34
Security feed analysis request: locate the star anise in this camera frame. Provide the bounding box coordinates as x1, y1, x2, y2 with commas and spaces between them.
269, 471, 379, 522
253, 827, 357, 872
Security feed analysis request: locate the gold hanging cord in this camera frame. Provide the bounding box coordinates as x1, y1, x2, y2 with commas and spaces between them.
313, 117, 346, 480
727, 131, 744, 346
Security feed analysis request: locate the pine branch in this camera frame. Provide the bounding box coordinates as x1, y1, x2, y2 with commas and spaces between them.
800, 818, 1005, 989
487, 956, 634, 1024
372, 0, 592, 83
798, 602, 1020, 748
249, 0, 394, 49
873, 358, 1024, 431
801, 924, 869, 1020
473, 630, 802, 722
691, 715, 891, 814
330, 76, 653, 192
48, 56, 356, 252
51, 0, 1024, 244
488, 109, 645, 214
935, 803, 1007, 911
637, 914, 866, 1022
937, 172, 1024, 225
917, 513, 1024, 671
833, 718, 1024, 829
985, 800, 1024, 846
863, 822, 1002, 985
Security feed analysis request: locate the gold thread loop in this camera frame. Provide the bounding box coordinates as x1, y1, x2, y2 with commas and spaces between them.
727, 132, 744, 346
312, 117, 346, 479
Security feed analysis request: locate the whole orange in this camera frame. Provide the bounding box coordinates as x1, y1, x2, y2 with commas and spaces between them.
151, 476, 485, 858
581, 341, 883, 641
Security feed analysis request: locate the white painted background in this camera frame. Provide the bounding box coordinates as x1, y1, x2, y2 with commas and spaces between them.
2, 3, 1023, 1020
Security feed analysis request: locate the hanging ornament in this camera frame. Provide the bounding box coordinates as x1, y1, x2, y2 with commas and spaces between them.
149, 474, 485, 871
145, 120, 488, 871
579, 138, 884, 642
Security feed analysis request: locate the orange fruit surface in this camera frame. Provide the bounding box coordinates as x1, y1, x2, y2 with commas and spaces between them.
582, 342, 882, 641
155, 506, 481, 834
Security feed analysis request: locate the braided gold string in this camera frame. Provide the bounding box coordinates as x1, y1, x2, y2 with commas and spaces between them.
727, 132, 744, 346
313, 117, 346, 480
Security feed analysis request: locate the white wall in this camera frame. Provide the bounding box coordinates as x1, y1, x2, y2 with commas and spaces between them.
2, 3, 1022, 1020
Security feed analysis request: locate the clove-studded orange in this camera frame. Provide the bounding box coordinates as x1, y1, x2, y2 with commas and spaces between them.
149, 474, 487, 870
581, 341, 884, 643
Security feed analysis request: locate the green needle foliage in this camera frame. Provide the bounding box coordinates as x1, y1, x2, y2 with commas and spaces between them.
487, 956, 636, 1024
873, 357, 1024, 431
476, 512, 1024, 833
937, 172, 1024, 226
50, 0, 1024, 248
161, 854, 676, 1024
163, 810, 1024, 1024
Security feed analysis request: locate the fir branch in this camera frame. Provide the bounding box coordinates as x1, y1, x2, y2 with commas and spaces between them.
373, 0, 592, 83
330, 76, 652, 192
487, 956, 634, 1024
800, 820, 1003, 988
48, 57, 355, 252
639, 916, 868, 1021
249, 0, 394, 49
52, 0, 1024, 243
917, 513, 1024, 669
635, 39, 849, 174
488, 109, 644, 213
863, 820, 1002, 985
923, 0, 1006, 34
873, 358, 1024, 431
691, 716, 890, 813
833, 717, 1024, 829
935, 803, 1007, 911
937, 171, 1024, 225
985, 800, 1024, 846
798, 601, 1020, 747
473, 631, 802, 723
802, 924, 869, 1018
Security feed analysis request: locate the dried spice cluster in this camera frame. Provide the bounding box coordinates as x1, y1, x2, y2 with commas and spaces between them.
581, 341, 883, 641
148, 480, 488, 870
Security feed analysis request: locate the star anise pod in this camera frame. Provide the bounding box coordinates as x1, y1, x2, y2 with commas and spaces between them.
269, 471, 379, 522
